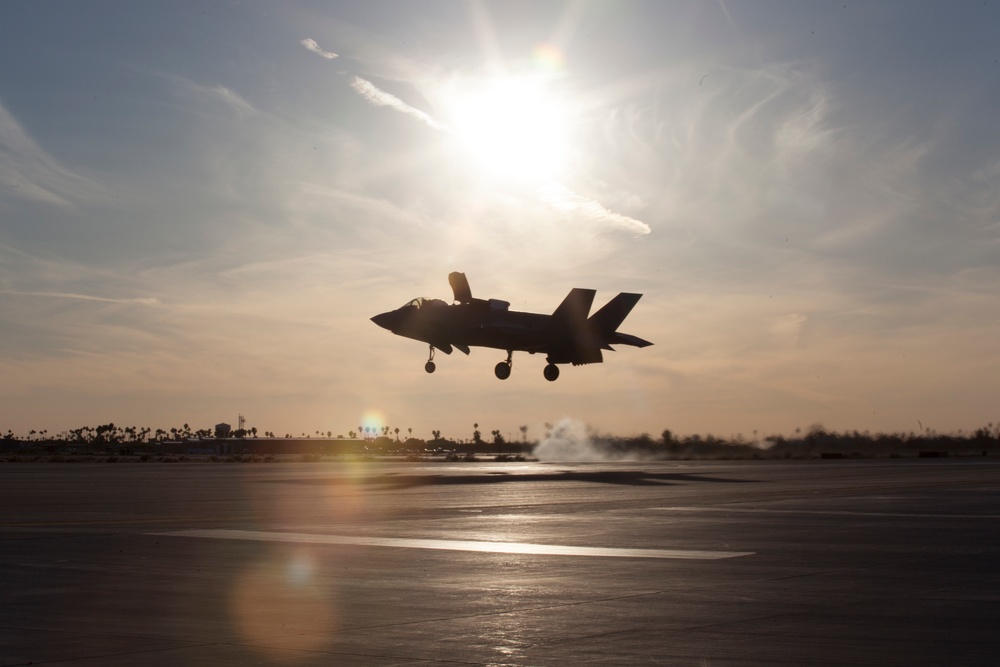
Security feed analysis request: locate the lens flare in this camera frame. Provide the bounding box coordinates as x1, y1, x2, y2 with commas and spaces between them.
229, 551, 338, 660
533, 44, 565, 72
360, 409, 385, 436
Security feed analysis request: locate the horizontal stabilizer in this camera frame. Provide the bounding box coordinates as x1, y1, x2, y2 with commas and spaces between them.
608, 332, 653, 348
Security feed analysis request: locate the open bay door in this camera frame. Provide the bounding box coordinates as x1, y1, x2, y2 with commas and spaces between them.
448, 271, 473, 304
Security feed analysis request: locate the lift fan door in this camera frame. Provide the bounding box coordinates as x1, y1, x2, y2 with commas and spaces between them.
448, 272, 473, 304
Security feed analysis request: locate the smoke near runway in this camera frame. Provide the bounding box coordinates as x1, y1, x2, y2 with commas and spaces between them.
533, 418, 655, 462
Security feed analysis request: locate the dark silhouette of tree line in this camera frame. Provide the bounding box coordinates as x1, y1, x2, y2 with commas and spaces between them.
577, 422, 1000, 460
4, 420, 1000, 459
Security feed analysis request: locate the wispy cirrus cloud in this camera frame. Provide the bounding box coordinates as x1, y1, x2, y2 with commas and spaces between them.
167, 76, 257, 117
0, 101, 103, 207
300, 37, 338, 60
537, 180, 651, 235
349, 76, 449, 132
0, 290, 160, 306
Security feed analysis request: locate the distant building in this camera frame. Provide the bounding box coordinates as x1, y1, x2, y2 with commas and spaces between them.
215, 423, 231, 438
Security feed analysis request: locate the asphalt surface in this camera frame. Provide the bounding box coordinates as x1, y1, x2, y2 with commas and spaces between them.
3, 459, 1000, 665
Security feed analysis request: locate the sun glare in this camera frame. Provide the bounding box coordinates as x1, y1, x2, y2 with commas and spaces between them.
446, 76, 571, 179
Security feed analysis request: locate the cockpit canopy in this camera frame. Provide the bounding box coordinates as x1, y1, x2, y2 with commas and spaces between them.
404, 297, 448, 309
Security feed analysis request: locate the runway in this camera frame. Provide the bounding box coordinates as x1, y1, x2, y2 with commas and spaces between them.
3, 459, 1000, 665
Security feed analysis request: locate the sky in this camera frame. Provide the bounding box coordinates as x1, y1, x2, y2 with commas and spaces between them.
2, 0, 1000, 442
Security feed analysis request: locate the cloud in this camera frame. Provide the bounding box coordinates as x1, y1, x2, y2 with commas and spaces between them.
300, 38, 338, 60
0, 290, 159, 306
207, 85, 256, 117
349, 76, 449, 131
0, 101, 103, 206
537, 180, 651, 235
166, 76, 257, 117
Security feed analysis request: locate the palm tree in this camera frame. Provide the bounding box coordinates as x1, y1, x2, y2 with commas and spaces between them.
394, 427, 400, 441
519, 425, 528, 442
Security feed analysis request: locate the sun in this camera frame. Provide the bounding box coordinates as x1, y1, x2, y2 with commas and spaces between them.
444, 75, 572, 179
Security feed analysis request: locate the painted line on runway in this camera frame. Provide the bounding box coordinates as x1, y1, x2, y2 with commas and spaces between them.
153, 529, 754, 560
657, 507, 1000, 519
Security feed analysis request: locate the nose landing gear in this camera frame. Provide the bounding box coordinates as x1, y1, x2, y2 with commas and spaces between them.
425, 345, 436, 373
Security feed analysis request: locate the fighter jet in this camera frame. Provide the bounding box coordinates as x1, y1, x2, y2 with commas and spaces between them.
371, 272, 652, 381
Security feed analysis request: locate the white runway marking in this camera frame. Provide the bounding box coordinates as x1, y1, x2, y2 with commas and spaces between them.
154, 529, 753, 560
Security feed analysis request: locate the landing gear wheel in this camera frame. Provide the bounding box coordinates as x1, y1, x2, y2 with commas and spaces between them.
494, 350, 514, 380
425, 345, 437, 373
543, 364, 560, 382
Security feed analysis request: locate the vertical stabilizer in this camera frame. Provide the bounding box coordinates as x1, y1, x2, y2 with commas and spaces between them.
551, 288, 596, 326
589, 293, 642, 337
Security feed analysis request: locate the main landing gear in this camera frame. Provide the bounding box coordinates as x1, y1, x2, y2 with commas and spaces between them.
425, 345, 436, 373
494, 350, 513, 380
426, 346, 561, 381
493, 351, 560, 381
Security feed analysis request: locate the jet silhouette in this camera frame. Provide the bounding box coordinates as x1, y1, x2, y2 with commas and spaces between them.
371, 273, 652, 381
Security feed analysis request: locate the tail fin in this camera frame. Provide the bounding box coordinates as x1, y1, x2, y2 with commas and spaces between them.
551, 288, 596, 326
589, 293, 642, 337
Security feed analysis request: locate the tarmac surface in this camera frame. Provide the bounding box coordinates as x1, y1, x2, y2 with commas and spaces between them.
3, 458, 1000, 665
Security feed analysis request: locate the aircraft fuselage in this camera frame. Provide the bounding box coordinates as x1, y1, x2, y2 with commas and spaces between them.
371, 273, 651, 381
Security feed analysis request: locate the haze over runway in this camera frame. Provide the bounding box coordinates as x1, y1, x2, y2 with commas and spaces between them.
4, 459, 1000, 665
2, 2, 1000, 439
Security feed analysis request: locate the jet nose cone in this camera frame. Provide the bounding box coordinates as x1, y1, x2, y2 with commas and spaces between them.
371, 311, 396, 331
